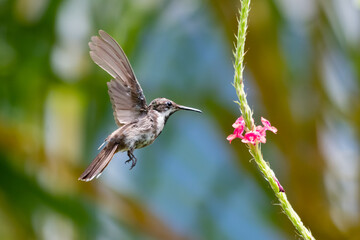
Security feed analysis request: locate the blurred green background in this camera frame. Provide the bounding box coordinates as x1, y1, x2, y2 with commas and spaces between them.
1, 0, 359, 239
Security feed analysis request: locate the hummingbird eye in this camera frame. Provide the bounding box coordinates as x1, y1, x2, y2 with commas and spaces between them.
166, 101, 172, 107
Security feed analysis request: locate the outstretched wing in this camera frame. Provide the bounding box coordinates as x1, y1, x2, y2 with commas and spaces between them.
89, 30, 147, 126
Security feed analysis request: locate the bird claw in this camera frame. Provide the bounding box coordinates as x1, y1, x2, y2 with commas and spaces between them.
125, 150, 137, 170
129, 162, 136, 170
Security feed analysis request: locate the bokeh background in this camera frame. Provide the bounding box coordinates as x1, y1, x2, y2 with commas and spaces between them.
1, 0, 359, 239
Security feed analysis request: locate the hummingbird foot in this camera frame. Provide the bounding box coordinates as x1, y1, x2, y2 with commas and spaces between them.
125, 150, 137, 170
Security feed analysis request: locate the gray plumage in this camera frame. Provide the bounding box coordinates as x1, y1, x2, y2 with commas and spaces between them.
79, 30, 201, 182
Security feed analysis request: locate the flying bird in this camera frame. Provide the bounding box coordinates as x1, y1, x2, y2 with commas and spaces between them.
78, 30, 201, 181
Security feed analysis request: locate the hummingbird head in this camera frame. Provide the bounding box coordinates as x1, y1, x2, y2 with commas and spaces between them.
149, 98, 202, 119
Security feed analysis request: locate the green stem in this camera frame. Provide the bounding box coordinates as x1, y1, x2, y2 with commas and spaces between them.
233, 1, 315, 239
250, 145, 315, 240
234, 0, 254, 130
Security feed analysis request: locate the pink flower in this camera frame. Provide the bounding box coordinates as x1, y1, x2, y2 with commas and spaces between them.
227, 116, 277, 145
227, 117, 245, 143
242, 131, 262, 145
256, 126, 267, 143
261, 117, 277, 134
232, 116, 245, 129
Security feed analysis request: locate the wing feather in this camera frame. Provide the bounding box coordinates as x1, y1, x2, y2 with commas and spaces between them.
89, 30, 147, 126
98, 30, 135, 79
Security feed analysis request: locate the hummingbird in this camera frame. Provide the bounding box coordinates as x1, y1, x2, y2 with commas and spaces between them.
78, 30, 201, 182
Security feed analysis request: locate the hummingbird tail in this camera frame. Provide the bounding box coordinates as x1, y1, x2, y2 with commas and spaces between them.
78, 144, 118, 182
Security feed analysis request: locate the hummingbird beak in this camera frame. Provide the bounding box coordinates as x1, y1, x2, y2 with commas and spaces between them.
177, 105, 202, 113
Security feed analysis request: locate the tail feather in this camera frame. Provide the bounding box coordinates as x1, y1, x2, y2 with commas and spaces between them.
97, 140, 107, 150
78, 144, 118, 182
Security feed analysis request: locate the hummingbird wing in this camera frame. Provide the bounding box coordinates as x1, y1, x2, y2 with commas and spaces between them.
89, 30, 147, 126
